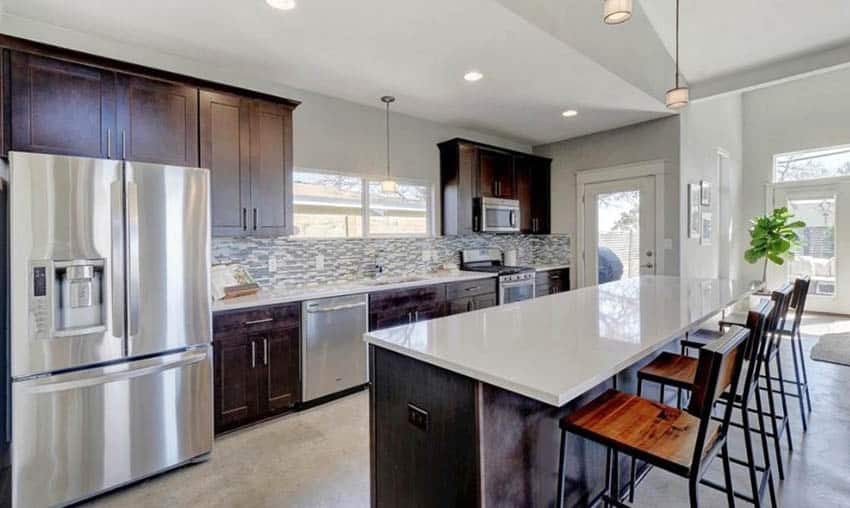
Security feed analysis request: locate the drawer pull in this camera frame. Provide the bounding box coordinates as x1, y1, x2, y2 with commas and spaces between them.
465, 286, 480, 291
243, 318, 274, 326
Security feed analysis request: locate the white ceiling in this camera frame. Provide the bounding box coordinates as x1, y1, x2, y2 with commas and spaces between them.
640, 0, 850, 83
1, 0, 848, 145
0, 0, 670, 145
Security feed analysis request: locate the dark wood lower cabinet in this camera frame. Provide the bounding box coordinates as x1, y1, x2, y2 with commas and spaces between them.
369, 285, 447, 332
213, 303, 300, 434
536, 268, 571, 297
447, 293, 497, 315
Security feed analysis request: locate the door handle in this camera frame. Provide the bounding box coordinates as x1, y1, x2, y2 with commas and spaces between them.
473, 215, 479, 232
251, 341, 257, 368
263, 338, 269, 366
110, 179, 124, 338
126, 178, 140, 337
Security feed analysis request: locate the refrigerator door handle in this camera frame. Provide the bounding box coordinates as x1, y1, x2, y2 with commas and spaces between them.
22, 349, 209, 394
111, 179, 125, 338
126, 178, 141, 338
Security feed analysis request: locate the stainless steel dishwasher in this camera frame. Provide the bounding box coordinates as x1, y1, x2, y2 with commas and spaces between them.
302, 294, 369, 402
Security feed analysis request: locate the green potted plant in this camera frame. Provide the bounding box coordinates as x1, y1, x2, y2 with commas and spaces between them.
744, 207, 806, 281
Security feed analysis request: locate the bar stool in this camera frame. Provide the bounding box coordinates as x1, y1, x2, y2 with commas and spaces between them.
683, 283, 795, 481
772, 276, 813, 431
632, 300, 777, 508
556, 327, 750, 508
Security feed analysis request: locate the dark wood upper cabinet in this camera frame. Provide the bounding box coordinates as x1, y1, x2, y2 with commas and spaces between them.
440, 139, 550, 235
116, 73, 199, 166
515, 155, 551, 234
248, 99, 293, 236
477, 147, 514, 199
200, 90, 251, 236
10, 51, 116, 159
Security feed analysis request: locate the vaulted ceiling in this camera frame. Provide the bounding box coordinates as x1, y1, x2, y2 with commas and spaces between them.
2, 0, 848, 145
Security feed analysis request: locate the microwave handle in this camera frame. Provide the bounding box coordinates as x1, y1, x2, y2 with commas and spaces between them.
509, 210, 517, 227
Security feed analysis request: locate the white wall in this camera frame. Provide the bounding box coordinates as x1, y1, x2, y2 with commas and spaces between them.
533, 116, 681, 275
0, 16, 530, 232
679, 94, 744, 279
742, 66, 850, 280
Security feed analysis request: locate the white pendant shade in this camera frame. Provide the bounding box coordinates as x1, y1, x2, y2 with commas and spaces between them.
666, 86, 689, 109
603, 0, 632, 24
381, 180, 398, 193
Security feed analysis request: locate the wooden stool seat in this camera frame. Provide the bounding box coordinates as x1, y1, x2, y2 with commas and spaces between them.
638, 352, 698, 389
562, 389, 720, 476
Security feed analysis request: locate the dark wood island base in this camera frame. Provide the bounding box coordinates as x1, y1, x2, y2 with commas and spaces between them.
369, 345, 664, 508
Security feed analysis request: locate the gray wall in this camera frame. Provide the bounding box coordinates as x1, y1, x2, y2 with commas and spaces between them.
679, 93, 744, 279
742, 66, 850, 280
533, 116, 681, 276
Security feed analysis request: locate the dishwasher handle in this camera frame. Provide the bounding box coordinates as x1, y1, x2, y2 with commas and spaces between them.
305, 302, 367, 314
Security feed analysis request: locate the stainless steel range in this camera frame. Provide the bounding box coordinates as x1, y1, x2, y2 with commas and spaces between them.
461, 249, 535, 304
7, 152, 213, 508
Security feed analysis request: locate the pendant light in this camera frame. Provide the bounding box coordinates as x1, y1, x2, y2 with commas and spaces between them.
380, 96, 398, 193
603, 0, 632, 25
665, 0, 689, 109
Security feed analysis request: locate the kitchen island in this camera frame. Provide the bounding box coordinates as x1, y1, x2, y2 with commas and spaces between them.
365, 276, 758, 508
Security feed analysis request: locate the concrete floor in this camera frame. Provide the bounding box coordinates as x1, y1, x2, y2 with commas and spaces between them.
83, 314, 850, 507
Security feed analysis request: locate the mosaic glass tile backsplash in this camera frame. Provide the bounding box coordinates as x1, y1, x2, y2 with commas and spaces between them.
212, 234, 570, 289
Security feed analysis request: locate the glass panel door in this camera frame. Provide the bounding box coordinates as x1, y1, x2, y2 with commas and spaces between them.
773, 182, 850, 314
583, 176, 656, 286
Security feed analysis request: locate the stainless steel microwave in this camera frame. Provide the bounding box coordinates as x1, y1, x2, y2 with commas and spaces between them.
475, 197, 520, 233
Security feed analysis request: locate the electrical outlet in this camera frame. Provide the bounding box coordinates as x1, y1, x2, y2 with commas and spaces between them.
268, 255, 277, 273
316, 254, 325, 271
407, 403, 429, 431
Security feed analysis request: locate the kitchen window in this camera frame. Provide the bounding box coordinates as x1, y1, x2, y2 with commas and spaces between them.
774, 144, 850, 183
292, 169, 432, 238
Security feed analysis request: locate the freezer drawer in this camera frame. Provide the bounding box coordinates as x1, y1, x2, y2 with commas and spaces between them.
11, 347, 213, 508
302, 295, 368, 402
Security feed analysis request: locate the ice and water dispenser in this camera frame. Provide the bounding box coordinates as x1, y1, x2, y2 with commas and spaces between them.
31, 260, 106, 337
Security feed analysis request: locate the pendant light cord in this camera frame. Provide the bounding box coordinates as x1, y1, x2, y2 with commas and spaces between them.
675, 0, 680, 88
385, 100, 391, 178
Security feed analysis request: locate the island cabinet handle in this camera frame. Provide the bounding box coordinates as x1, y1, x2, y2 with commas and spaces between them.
465, 286, 480, 292
243, 318, 274, 326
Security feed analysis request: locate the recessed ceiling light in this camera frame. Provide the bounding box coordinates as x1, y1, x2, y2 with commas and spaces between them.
266, 0, 296, 10
562, 110, 578, 118
464, 71, 484, 82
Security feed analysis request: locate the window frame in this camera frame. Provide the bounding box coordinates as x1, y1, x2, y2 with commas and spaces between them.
291, 167, 434, 239
772, 144, 850, 184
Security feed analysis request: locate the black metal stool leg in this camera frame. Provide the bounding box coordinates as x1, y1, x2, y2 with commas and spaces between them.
629, 378, 643, 503
720, 443, 735, 508
773, 349, 794, 450
797, 329, 813, 412
740, 404, 762, 508
762, 360, 785, 480
788, 331, 808, 431
754, 386, 778, 508
557, 428, 567, 508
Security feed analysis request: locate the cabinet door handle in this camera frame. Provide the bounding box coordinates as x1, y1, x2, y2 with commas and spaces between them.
263, 338, 269, 366
242, 208, 248, 231
415, 311, 420, 321
465, 286, 480, 292
107, 128, 112, 159
253, 208, 258, 231
121, 130, 127, 160
473, 215, 479, 232
407, 312, 412, 324
251, 341, 257, 368
243, 317, 273, 326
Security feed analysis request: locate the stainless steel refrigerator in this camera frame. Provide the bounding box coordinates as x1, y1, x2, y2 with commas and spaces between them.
8, 151, 213, 507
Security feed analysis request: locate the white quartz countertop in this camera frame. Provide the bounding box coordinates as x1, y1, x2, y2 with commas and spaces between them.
364, 276, 759, 407
212, 270, 497, 312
